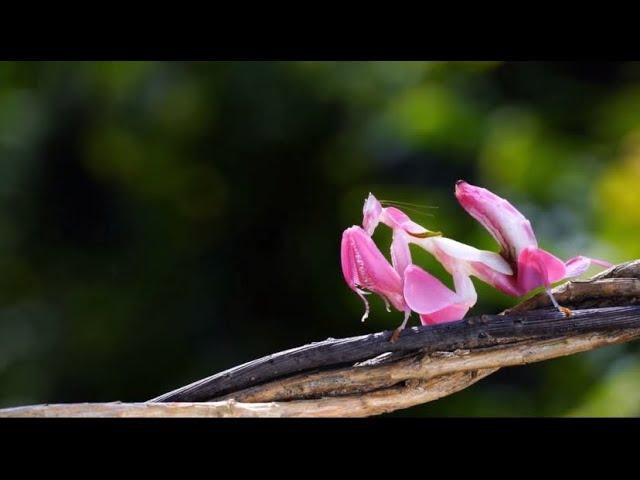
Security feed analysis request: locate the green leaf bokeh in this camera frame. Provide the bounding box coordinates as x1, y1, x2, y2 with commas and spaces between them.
0, 61, 639, 416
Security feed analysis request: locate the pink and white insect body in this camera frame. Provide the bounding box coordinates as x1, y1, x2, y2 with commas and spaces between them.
340, 182, 612, 334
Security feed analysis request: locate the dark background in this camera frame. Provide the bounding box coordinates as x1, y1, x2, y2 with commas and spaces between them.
1, 61, 639, 415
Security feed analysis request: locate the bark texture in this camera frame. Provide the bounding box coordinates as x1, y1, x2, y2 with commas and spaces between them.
2, 260, 639, 417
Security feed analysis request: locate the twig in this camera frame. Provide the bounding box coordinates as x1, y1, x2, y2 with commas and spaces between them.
3, 327, 637, 417
150, 306, 640, 403
2, 260, 639, 417
217, 328, 640, 403
0, 370, 496, 417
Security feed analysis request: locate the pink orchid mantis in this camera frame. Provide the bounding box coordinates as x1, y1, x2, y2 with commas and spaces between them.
454, 180, 612, 311
341, 182, 612, 337
343, 193, 513, 333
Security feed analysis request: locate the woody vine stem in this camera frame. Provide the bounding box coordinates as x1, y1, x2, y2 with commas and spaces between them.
1, 260, 639, 417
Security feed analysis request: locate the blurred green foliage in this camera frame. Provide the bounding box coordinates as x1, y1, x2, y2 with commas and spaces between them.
0, 61, 639, 416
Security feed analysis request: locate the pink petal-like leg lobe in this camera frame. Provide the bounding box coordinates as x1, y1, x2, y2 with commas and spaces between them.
403, 265, 476, 325
516, 246, 566, 293
419, 304, 470, 325
403, 265, 460, 315
564, 256, 613, 278
420, 272, 476, 325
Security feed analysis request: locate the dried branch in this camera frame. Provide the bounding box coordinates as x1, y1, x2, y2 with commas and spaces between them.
2, 260, 639, 417
0, 369, 497, 417
150, 306, 640, 403
217, 328, 640, 403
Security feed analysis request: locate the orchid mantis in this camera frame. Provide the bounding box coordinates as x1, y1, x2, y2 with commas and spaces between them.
341, 181, 612, 338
